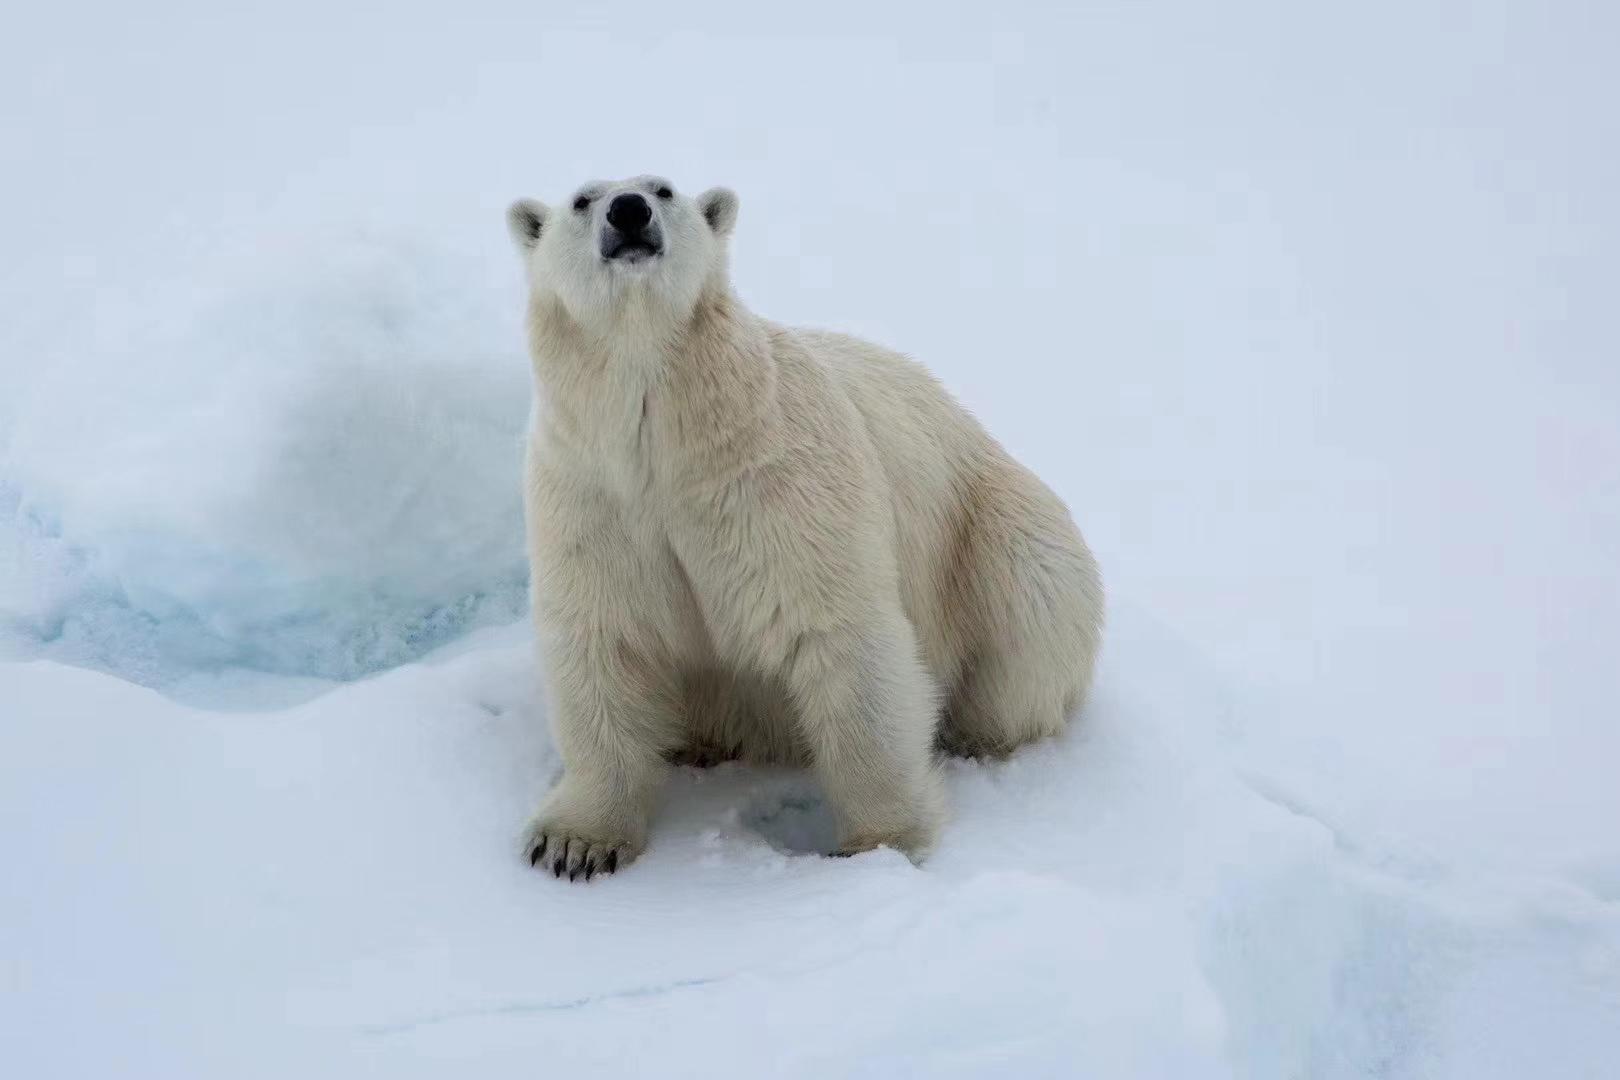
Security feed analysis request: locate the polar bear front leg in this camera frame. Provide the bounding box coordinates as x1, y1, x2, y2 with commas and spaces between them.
524, 614, 682, 880
522, 627, 680, 880
784, 611, 946, 859
521, 473, 684, 882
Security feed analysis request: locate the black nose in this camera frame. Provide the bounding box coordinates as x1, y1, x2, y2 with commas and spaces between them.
607, 193, 652, 234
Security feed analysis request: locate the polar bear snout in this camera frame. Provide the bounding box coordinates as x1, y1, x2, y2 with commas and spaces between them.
600, 192, 664, 263
607, 193, 652, 233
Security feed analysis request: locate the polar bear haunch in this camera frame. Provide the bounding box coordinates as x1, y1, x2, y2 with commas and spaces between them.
510, 176, 1102, 881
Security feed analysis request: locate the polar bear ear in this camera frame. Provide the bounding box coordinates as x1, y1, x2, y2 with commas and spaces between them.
506, 199, 548, 251
698, 187, 739, 237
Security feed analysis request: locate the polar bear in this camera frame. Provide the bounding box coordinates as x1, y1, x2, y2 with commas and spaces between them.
508, 176, 1102, 881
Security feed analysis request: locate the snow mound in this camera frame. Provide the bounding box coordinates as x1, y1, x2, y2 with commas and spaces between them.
0, 236, 531, 694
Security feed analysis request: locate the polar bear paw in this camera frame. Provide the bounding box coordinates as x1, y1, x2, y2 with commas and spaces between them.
521, 819, 640, 882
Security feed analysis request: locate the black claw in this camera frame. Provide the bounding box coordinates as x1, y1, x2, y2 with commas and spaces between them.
553, 856, 565, 878
604, 850, 618, 873
568, 864, 580, 882
536, 835, 548, 860
530, 846, 541, 866
584, 862, 596, 882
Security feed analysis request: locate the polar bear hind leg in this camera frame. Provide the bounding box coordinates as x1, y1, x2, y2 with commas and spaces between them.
938, 477, 1103, 759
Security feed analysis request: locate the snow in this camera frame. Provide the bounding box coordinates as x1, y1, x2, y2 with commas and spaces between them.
4, 1, 1619, 1076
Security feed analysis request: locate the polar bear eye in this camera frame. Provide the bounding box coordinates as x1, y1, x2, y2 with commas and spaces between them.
573, 195, 591, 212
655, 186, 673, 200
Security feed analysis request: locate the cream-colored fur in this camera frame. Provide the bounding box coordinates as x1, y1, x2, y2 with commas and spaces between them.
508, 176, 1102, 881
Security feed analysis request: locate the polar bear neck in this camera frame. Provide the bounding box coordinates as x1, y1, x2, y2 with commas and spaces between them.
526, 282, 782, 484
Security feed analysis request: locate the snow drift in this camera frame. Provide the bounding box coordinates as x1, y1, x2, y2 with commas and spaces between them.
1, 237, 530, 694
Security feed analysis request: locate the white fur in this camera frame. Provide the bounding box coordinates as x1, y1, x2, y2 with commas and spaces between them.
509, 176, 1103, 880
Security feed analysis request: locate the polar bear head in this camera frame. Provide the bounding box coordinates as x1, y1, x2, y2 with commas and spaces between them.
507, 176, 739, 327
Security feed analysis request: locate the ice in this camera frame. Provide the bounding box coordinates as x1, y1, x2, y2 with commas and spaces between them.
4, 0, 1619, 1075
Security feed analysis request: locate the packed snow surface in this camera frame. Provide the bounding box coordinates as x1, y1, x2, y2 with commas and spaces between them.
4, 1, 1618, 1076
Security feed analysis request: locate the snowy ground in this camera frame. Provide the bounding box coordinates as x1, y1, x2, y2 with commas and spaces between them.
4, 2, 1619, 1076
11, 613, 1617, 1078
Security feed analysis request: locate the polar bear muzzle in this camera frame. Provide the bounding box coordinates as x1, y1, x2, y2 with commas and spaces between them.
600, 192, 664, 263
